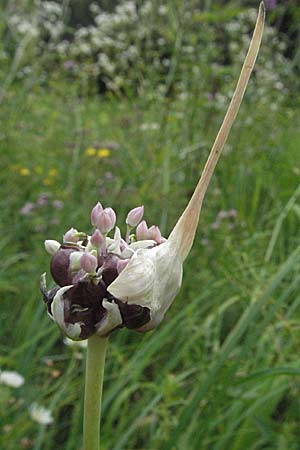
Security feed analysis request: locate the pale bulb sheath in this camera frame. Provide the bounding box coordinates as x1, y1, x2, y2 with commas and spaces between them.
169, 2, 265, 261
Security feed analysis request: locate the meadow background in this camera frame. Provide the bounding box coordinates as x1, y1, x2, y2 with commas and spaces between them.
1, 0, 300, 449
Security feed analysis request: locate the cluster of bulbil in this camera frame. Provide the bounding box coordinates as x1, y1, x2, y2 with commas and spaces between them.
41, 203, 166, 340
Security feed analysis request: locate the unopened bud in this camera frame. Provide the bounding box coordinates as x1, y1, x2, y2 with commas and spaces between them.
148, 225, 163, 243
63, 228, 79, 243
91, 202, 103, 226
90, 229, 104, 247
106, 207, 116, 225
117, 258, 130, 274
44, 240, 60, 255
95, 208, 116, 234
136, 220, 149, 240
80, 252, 98, 273
126, 205, 144, 228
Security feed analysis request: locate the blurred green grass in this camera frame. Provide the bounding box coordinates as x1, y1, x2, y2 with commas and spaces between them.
1, 3, 300, 448
1, 79, 300, 450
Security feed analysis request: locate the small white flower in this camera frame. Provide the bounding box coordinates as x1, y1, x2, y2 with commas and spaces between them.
0, 370, 25, 388
29, 403, 54, 425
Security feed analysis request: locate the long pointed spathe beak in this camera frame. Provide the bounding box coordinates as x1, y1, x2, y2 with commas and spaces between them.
168, 2, 265, 262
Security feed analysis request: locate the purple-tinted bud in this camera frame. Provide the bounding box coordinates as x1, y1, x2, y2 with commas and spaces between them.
91, 202, 103, 226
90, 229, 104, 247
117, 258, 130, 274
136, 220, 149, 240
148, 225, 163, 243
126, 205, 144, 228
63, 228, 79, 243
80, 252, 98, 273
95, 208, 116, 234
106, 207, 116, 226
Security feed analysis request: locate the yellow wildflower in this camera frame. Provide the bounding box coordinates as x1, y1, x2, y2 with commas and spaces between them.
48, 168, 58, 177
43, 177, 53, 186
85, 147, 97, 157
97, 148, 110, 158
19, 167, 30, 176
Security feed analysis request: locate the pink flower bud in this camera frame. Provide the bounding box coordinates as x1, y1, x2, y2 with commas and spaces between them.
148, 225, 163, 243
63, 228, 79, 243
126, 205, 144, 228
117, 258, 130, 274
95, 208, 116, 234
136, 220, 149, 240
80, 252, 98, 273
106, 207, 116, 226
91, 202, 103, 226
90, 229, 104, 247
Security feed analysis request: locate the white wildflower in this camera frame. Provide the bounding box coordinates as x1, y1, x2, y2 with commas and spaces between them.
0, 370, 25, 388
29, 403, 54, 425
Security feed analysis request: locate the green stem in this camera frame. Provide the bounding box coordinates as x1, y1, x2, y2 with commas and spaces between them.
83, 335, 108, 450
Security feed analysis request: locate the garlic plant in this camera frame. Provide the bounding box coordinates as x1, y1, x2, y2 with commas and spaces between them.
40, 4, 265, 450
41, 3, 264, 342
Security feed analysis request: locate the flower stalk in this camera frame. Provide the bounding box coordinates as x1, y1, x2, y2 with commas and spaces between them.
83, 335, 108, 450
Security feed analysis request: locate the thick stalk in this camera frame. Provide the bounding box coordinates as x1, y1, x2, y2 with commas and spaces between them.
83, 335, 108, 450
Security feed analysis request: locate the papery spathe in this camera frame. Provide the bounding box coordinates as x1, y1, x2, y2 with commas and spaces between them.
108, 3, 265, 331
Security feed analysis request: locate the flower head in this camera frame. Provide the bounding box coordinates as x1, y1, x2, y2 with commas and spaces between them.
29, 403, 53, 425
40, 4, 265, 340
41, 203, 164, 339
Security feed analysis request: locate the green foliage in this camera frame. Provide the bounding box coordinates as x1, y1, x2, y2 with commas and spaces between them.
1, 1, 300, 450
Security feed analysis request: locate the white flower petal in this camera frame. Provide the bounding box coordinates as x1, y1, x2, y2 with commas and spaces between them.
29, 403, 53, 425
0, 370, 25, 388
